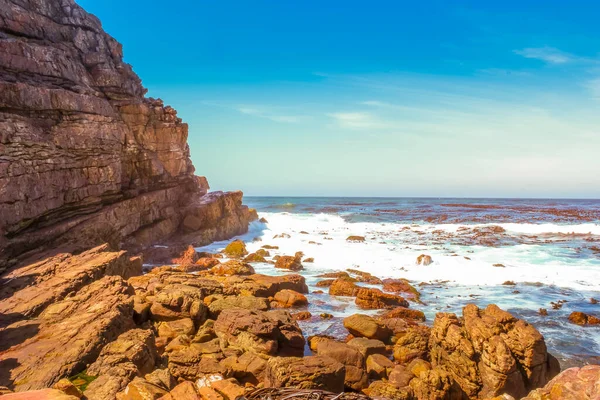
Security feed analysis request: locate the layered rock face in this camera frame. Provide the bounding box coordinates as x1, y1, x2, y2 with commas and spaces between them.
0, 0, 254, 269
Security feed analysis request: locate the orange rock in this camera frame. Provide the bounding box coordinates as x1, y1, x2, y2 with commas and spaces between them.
273, 289, 308, 308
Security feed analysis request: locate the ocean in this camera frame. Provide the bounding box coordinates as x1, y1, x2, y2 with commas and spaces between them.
197, 197, 600, 367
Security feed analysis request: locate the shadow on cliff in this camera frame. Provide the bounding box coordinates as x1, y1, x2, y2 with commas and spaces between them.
0, 314, 40, 352
0, 358, 18, 388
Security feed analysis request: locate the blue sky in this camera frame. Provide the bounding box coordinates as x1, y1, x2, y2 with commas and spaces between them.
78, 0, 600, 197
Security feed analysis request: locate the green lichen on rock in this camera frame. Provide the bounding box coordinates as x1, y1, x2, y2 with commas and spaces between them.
69, 371, 97, 392
223, 240, 248, 258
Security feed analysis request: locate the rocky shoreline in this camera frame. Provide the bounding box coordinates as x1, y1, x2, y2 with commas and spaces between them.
1, 1, 599, 399
1, 240, 598, 399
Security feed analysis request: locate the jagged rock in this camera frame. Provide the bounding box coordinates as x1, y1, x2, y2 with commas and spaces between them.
392, 325, 430, 364
364, 380, 413, 399
157, 318, 196, 339
219, 274, 308, 297
206, 260, 255, 277
159, 381, 202, 400
0, 276, 135, 391
344, 314, 392, 341
115, 377, 168, 400
355, 287, 409, 309
522, 365, 600, 399
274, 255, 303, 271
144, 369, 177, 391
429, 304, 560, 399
329, 278, 359, 296
167, 339, 227, 381
264, 356, 346, 392
382, 279, 421, 302
214, 309, 304, 357
221, 352, 267, 385
149, 284, 208, 323
315, 340, 368, 390
568, 311, 600, 325
211, 379, 245, 400
366, 354, 395, 380
347, 269, 382, 284
84, 329, 158, 400
380, 307, 426, 322
409, 367, 463, 399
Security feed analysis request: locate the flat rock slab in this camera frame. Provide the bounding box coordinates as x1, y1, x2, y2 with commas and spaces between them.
0, 276, 135, 391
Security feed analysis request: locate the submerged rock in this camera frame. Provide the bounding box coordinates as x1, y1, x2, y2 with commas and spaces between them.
568, 311, 600, 325
416, 254, 433, 266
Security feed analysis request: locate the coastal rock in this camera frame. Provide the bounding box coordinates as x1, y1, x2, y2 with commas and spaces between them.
244, 253, 267, 263
220, 274, 308, 297
273, 289, 308, 308
0, 0, 253, 269
214, 309, 304, 357
347, 338, 387, 358
343, 314, 392, 341
0, 276, 135, 391
568, 311, 600, 325
208, 296, 270, 318
329, 278, 359, 296
355, 287, 409, 309
346, 236, 366, 242
264, 356, 346, 392
392, 325, 430, 363
429, 304, 560, 399
380, 307, 426, 322
0, 244, 139, 319
223, 240, 247, 258
0, 389, 81, 399
366, 354, 395, 379
274, 255, 303, 271
206, 260, 255, 276
521, 365, 600, 400
84, 329, 158, 400
416, 254, 433, 266
315, 340, 368, 390
381, 279, 421, 302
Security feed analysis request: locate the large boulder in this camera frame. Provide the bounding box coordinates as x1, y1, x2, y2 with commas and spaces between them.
522, 365, 600, 400
214, 309, 304, 357
264, 356, 346, 392
344, 314, 392, 341
273, 289, 308, 308
220, 274, 308, 297
315, 340, 368, 390
429, 304, 560, 399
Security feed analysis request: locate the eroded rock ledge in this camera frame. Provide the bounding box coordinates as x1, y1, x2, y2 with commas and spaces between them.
0, 0, 255, 270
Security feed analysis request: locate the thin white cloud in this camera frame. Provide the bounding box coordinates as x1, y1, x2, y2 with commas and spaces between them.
236, 105, 306, 123
326, 112, 390, 129
514, 47, 574, 64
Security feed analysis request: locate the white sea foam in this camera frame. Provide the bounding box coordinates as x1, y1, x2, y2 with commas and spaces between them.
199, 212, 600, 291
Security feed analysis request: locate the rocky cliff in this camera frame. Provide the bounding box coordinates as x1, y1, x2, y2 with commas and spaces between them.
0, 0, 255, 269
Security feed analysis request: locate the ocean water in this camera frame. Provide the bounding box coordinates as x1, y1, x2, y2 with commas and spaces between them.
197, 197, 600, 367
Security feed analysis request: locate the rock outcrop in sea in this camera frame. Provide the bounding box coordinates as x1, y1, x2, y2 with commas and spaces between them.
0, 0, 255, 271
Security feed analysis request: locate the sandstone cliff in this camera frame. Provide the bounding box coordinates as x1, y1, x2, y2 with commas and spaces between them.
0, 0, 255, 269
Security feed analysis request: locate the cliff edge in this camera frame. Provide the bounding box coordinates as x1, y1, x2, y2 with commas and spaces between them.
0, 0, 255, 269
